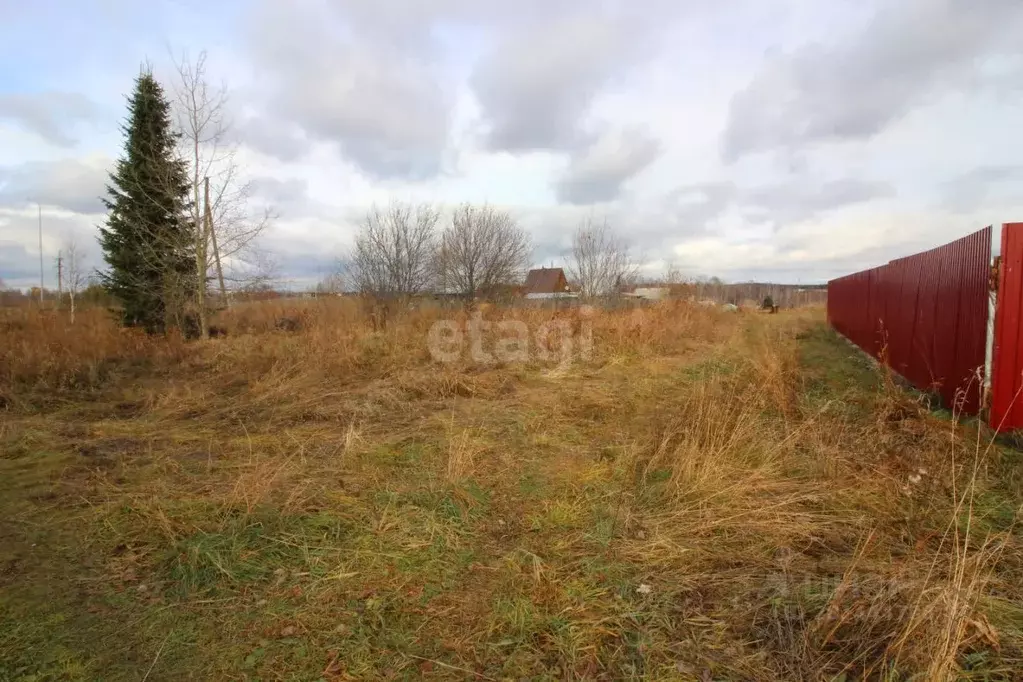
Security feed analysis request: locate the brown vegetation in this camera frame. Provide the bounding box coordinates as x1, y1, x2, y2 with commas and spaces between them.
0, 300, 1020, 680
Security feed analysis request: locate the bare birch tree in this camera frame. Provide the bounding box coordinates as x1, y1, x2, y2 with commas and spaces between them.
61, 237, 88, 324
436, 204, 532, 305
346, 202, 440, 297
567, 218, 637, 298
172, 50, 272, 337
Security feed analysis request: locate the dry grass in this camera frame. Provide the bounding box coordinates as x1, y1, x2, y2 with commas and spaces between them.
0, 299, 1020, 680
0, 307, 187, 397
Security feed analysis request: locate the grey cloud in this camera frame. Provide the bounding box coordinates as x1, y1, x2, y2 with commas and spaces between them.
0, 242, 41, 288
332, 0, 606, 55
653, 178, 893, 235
0, 92, 98, 147
743, 179, 896, 225
941, 165, 1023, 212
743, 237, 941, 284
243, 2, 451, 179
723, 0, 1023, 161
659, 182, 738, 233
242, 1, 679, 176
274, 251, 339, 282
328, 0, 477, 52
556, 129, 662, 204
238, 117, 310, 162
248, 177, 309, 206
511, 205, 579, 266
257, 238, 345, 289
0, 212, 100, 289
509, 187, 732, 265
472, 14, 642, 152
671, 231, 940, 285
0, 158, 110, 214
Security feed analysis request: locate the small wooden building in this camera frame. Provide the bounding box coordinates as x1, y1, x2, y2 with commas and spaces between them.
524, 268, 571, 299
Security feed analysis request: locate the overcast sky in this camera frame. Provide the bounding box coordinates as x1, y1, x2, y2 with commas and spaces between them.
1, 0, 1022, 289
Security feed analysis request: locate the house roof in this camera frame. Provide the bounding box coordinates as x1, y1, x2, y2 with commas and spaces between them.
524, 268, 568, 294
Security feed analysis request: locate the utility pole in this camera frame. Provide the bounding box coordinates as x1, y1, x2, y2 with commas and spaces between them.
38, 203, 44, 305
205, 177, 228, 304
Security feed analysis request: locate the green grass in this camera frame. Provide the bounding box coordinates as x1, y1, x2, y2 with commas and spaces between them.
1, 311, 1021, 680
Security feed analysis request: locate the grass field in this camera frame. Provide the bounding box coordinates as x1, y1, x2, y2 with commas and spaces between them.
1, 301, 1021, 681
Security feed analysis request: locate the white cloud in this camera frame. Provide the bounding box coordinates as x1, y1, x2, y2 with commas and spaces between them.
1, 0, 1022, 289
241, 1, 452, 180
722, 0, 1023, 161
472, 12, 646, 152
0, 92, 98, 148
556, 128, 662, 204
0, 157, 110, 214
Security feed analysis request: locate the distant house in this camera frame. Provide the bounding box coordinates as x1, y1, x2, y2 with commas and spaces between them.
524, 267, 573, 300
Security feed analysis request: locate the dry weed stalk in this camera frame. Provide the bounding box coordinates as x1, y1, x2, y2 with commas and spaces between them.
446, 420, 481, 483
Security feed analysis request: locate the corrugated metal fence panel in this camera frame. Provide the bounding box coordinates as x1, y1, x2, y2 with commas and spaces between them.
913, 249, 939, 391
953, 226, 992, 414
931, 239, 961, 408
870, 265, 888, 357
868, 266, 884, 357
904, 254, 928, 389
991, 223, 1023, 430
889, 258, 911, 375
827, 226, 991, 415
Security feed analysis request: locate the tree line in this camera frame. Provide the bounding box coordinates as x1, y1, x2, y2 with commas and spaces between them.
97, 56, 638, 337
334, 203, 638, 303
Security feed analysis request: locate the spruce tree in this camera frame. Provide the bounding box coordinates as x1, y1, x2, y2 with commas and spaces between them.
99, 69, 193, 333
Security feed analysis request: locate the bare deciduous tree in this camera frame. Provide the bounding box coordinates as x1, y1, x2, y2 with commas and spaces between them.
567, 218, 637, 298
346, 202, 439, 297
61, 237, 88, 324
437, 204, 532, 305
316, 272, 346, 295
343, 202, 440, 329
664, 260, 686, 285
173, 50, 273, 337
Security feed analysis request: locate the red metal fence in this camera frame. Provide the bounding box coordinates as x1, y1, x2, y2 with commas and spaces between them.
991, 223, 1023, 430
827, 227, 992, 414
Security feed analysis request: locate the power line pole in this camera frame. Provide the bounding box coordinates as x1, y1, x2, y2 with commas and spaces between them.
205, 176, 228, 304
38, 203, 44, 305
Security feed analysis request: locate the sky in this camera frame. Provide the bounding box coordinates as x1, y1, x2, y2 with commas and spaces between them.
1, 0, 1022, 290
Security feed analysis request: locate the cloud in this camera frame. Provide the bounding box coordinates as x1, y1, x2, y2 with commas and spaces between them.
0, 210, 101, 289
941, 165, 1023, 213
555, 128, 661, 204
471, 11, 653, 153
0, 92, 98, 147
669, 222, 921, 284
659, 182, 738, 233
0, 241, 41, 288
248, 176, 308, 206
742, 179, 896, 225
237, 117, 310, 163
242, 1, 451, 179
649, 178, 894, 238
468, 1, 679, 156
0, 0, 1020, 288
723, 0, 1023, 161
271, 250, 341, 286
0, 158, 110, 214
